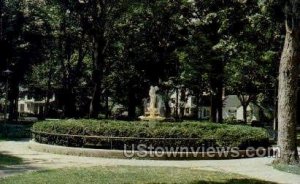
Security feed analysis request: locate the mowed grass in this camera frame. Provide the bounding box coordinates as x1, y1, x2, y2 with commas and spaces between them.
274, 164, 300, 175
0, 153, 23, 167
0, 137, 23, 167
0, 166, 274, 184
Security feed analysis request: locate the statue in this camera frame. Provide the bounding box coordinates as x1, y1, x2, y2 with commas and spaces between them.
149, 86, 159, 117
139, 86, 165, 121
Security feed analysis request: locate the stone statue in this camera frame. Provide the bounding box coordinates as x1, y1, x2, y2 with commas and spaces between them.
149, 86, 159, 111
139, 86, 165, 121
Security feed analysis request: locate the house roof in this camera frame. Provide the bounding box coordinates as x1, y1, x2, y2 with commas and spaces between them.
223, 95, 241, 108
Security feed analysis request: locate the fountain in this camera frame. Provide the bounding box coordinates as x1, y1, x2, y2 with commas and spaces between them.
139, 86, 166, 121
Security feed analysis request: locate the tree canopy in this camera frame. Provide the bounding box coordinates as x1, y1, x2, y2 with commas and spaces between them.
0, 0, 284, 121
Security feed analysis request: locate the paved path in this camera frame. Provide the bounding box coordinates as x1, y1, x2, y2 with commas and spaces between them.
1, 140, 300, 184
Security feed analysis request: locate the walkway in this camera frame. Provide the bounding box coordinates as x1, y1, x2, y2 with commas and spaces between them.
1, 140, 300, 184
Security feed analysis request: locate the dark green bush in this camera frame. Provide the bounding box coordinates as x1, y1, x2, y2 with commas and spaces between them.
0, 124, 32, 138
32, 120, 270, 150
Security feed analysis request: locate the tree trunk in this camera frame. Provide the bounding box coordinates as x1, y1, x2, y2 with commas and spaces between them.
8, 81, 19, 121
164, 90, 171, 118
89, 36, 105, 119
210, 56, 224, 123
42, 84, 52, 120
210, 94, 217, 122
238, 95, 253, 124
195, 93, 201, 120
274, 82, 279, 131
0, 0, 3, 36
89, 81, 102, 119
276, 7, 300, 164
128, 90, 136, 120
43, 59, 55, 119
216, 87, 223, 123
44, 92, 50, 120
105, 94, 109, 119
179, 88, 186, 119
297, 89, 300, 127
175, 88, 179, 120
242, 104, 247, 124
63, 89, 76, 118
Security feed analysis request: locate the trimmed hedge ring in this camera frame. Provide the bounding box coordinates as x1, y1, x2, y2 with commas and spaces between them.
32, 120, 271, 151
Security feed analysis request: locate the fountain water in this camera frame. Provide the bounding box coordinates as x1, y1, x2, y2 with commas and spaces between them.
139, 86, 165, 121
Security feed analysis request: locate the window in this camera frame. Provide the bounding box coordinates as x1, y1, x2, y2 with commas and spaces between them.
203, 109, 210, 118
229, 109, 237, 113
20, 104, 25, 112
27, 104, 31, 111
34, 105, 39, 114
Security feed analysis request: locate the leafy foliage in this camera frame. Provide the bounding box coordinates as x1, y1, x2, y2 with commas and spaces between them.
32, 120, 270, 149
0, 0, 284, 121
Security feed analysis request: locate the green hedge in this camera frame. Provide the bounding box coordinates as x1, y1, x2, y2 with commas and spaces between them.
0, 124, 32, 138
32, 120, 270, 150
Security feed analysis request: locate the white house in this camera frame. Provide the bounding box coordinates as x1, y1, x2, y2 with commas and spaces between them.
223, 95, 266, 123
236, 103, 261, 122
198, 106, 210, 120
169, 90, 211, 119
140, 90, 266, 122
223, 95, 241, 120
18, 95, 56, 115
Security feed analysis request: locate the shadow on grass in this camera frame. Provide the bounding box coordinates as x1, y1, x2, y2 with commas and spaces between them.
0, 153, 23, 166
0, 153, 43, 178
188, 178, 276, 184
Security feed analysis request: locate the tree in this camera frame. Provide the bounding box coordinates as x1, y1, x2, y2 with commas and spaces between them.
192, 0, 242, 123
276, 0, 300, 165
176, 32, 211, 119
193, 0, 282, 123
55, 1, 90, 118
0, 0, 51, 120
23, 0, 91, 118
106, 0, 191, 119
225, 40, 278, 123
83, 0, 131, 118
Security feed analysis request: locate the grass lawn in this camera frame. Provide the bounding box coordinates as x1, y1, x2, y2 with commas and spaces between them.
0, 153, 23, 168
274, 164, 300, 175
0, 166, 274, 184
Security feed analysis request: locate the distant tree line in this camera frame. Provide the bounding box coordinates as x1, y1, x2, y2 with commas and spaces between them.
0, 0, 283, 122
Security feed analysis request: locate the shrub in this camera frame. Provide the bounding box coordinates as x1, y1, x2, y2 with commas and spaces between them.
0, 124, 32, 138
32, 120, 270, 150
